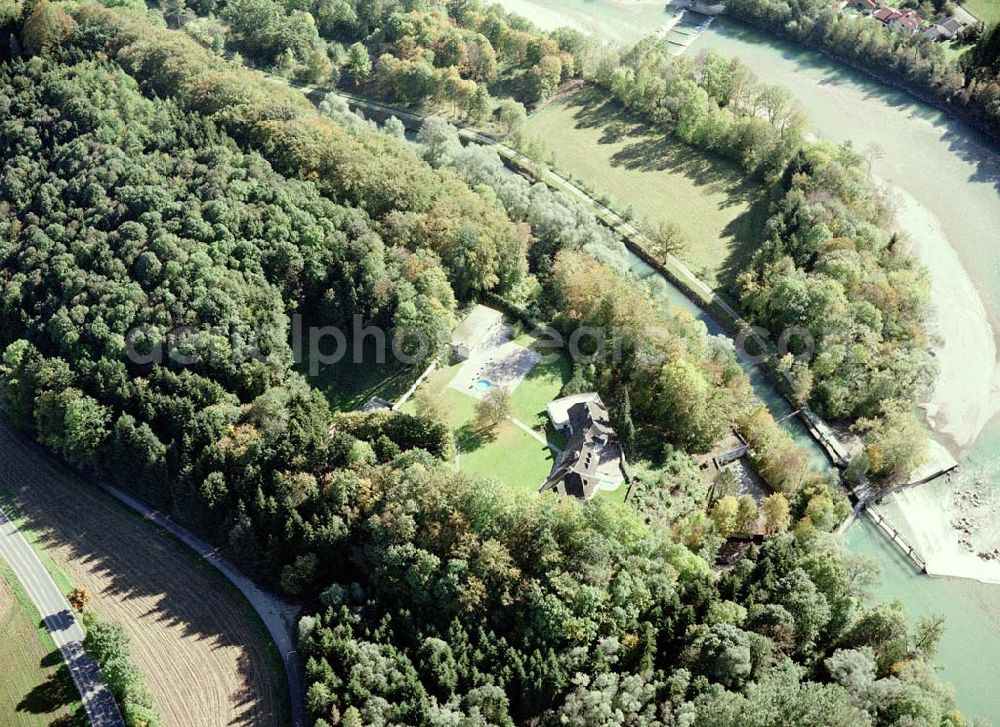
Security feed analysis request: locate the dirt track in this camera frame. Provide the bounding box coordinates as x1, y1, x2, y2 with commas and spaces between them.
0, 421, 285, 727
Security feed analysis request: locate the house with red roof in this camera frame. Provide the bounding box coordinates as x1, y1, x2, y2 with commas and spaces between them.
873, 7, 922, 34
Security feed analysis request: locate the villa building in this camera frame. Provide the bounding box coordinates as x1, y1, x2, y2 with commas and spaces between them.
541, 393, 627, 500
873, 7, 922, 34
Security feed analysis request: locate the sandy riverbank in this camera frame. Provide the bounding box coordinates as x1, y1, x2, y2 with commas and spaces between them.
876, 475, 1000, 584
870, 182, 1000, 583
886, 181, 1000, 452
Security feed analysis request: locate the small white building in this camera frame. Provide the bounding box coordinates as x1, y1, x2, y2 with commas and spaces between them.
547, 392, 605, 433
449, 304, 503, 362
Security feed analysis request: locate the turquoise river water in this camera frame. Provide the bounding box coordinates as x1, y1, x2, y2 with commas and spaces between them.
494, 0, 1000, 721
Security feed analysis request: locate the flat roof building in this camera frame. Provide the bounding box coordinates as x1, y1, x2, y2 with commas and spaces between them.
450, 304, 503, 362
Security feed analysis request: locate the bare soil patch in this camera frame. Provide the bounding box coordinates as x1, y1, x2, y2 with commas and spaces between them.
0, 422, 286, 727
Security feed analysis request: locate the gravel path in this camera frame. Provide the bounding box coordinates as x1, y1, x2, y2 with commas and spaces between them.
95, 483, 307, 727
0, 419, 288, 727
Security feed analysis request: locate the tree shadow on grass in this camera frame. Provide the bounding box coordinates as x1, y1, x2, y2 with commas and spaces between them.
549, 83, 776, 297
16, 653, 82, 720
295, 330, 415, 412
456, 422, 495, 456
554, 85, 758, 197
559, 86, 626, 130
609, 135, 752, 201
40, 649, 63, 668
716, 192, 774, 292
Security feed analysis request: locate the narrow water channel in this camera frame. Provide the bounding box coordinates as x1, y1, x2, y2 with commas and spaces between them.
490, 0, 1000, 721
626, 254, 832, 470
401, 127, 833, 469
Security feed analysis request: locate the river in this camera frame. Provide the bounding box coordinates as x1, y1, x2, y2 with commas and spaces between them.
689, 18, 1000, 450
690, 18, 1000, 724
846, 518, 1000, 722
627, 254, 832, 470
494, 0, 673, 44
493, 0, 1000, 721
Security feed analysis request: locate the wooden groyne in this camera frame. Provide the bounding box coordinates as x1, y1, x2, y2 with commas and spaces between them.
877, 439, 960, 498
840, 442, 957, 573
850, 439, 959, 510
864, 506, 928, 574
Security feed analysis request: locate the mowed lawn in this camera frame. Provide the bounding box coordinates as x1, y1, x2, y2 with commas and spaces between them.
444, 389, 557, 494
527, 86, 769, 289
508, 341, 572, 434
0, 566, 82, 726
404, 339, 570, 496
963, 0, 1000, 24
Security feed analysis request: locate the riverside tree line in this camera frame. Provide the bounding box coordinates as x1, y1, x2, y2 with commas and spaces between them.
726, 0, 1000, 143
133, 0, 936, 481
0, 3, 964, 726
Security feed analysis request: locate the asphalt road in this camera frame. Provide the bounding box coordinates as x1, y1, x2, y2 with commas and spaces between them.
0, 507, 124, 727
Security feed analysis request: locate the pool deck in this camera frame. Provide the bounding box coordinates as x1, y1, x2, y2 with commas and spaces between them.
447, 324, 542, 399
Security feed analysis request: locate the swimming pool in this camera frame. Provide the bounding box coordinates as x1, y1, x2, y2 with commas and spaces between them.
475, 379, 494, 391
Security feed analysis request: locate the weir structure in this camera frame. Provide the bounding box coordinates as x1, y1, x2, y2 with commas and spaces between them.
864, 505, 928, 573
846, 439, 959, 574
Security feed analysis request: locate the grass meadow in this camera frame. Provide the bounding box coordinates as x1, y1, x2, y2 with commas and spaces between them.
526, 86, 769, 291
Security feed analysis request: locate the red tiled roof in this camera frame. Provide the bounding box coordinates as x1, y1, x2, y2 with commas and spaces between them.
873, 7, 922, 30
896, 9, 922, 29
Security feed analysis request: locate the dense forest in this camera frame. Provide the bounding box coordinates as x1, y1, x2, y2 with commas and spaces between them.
163, 0, 590, 113
48, 0, 937, 479
271, 0, 937, 478
597, 40, 806, 178
726, 0, 1000, 142
0, 2, 965, 725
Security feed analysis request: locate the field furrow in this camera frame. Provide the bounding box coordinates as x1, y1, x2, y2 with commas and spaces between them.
0, 421, 286, 727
